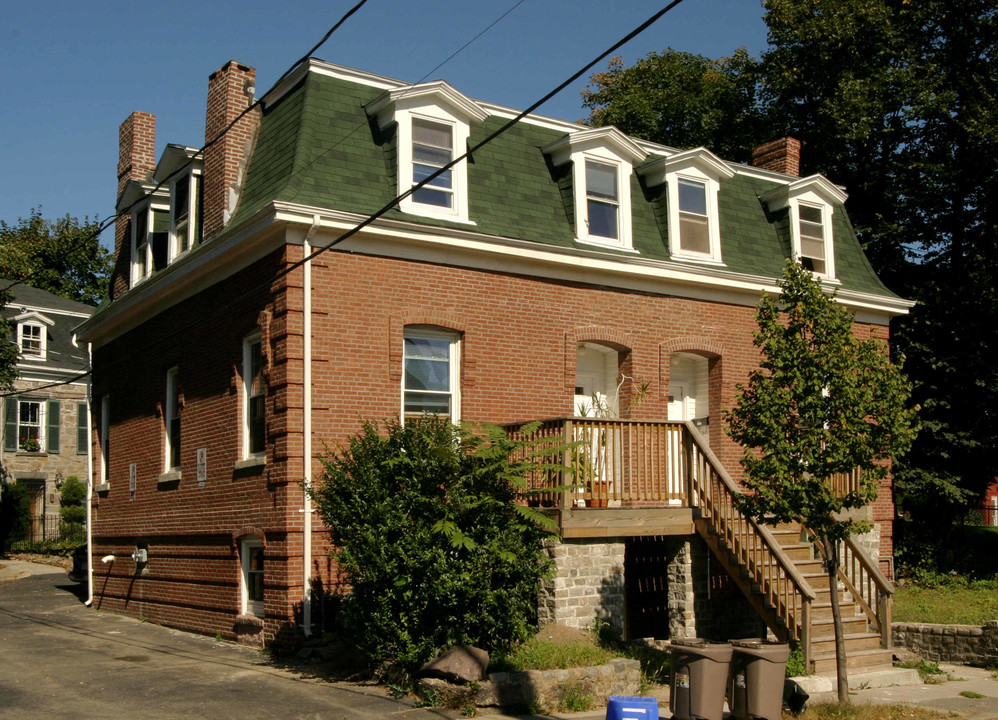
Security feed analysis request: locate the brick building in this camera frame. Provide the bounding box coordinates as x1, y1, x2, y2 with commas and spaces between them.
2, 285, 93, 542
76, 59, 911, 671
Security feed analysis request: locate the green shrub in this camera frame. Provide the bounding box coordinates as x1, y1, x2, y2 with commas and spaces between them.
785, 643, 808, 677
311, 418, 565, 670
59, 476, 86, 526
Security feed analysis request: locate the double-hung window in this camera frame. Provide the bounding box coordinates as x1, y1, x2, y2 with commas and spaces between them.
243, 334, 266, 459
798, 204, 827, 274
99, 395, 109, 487
3, 397, 57, 453
240, 537, 265, 618
77, 402, 88, 455
165, 368, 180, 472
585, 161, 619, 240
402, 327, 460, 423
132, 203, 170, 285
170, 171, 202, 259
677, 178, 710, 255
18, 400, 42, 450
19, 323, 43, 358
412, 119, 454, 209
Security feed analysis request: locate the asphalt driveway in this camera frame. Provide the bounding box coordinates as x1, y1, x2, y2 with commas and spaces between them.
0, 560, 452, 720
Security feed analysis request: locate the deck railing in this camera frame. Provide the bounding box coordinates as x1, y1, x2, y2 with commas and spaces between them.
684, 423, 816, 660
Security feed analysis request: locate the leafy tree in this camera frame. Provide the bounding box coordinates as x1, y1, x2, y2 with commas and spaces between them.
0, 287, 17, 394
310, 418, 563, 670
726, 261, 917, 702
583, 0, 998, 566
582, 48, 766, 162
1, 208, 110, 306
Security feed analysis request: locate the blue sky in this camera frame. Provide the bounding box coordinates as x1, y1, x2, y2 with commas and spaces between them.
1, 0, 768, 246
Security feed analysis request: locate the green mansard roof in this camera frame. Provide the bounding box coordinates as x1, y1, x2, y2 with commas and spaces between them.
231, 64, 897, 300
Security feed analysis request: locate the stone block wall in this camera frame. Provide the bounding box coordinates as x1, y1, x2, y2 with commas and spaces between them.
893, 621, 998, 667
538, 538, 625, 635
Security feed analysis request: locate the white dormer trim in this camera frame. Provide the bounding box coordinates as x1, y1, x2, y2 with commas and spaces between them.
640, 148, 734, 264
760, 175, 846, 280
14, 311, 54, 361
543, 127, 647, 250
367, 81, 488, 224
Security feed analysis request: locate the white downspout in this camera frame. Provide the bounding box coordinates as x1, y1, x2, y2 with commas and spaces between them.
301, 215, 319, 637
84, 341, 94, 606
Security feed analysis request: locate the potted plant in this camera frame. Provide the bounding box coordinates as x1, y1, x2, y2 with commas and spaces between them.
19, 436, 41, 452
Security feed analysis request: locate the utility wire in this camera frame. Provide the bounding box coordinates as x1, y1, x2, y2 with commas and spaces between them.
12, 0, 691, 386
0, 0, 372, 298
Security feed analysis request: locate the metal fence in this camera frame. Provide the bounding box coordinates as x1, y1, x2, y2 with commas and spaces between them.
5, 515, 85, 552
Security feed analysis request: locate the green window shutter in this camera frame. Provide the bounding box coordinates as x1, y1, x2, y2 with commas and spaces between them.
3, 397, 16, 452
47, 399, 60, 454
77, 402, 88, 454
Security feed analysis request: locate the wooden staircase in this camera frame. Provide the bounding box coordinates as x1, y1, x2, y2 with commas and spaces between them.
684, 424, 895, 675
767, 524, 894, 675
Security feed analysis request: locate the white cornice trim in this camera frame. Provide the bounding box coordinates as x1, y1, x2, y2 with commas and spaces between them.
269, 201, 911, 321
9, 305, 91, 320
12, 310, 55, 326
760, 174, 849, 208
638, 147, 736, 186
366, 81, 489, 126
543, 126, 647, 166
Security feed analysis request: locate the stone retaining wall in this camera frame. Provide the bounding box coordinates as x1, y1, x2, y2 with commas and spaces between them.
893, 621, 998, 667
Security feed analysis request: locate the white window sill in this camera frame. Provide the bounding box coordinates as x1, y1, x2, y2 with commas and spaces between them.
158, 470, 182, 486
234, 456, 266, 471
575, 236, 638, 253
95, 483, 110, 494
235, 613, 264, 628
670, 253, 726, 267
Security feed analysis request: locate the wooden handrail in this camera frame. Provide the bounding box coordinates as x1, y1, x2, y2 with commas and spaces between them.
683, 422, 816, 665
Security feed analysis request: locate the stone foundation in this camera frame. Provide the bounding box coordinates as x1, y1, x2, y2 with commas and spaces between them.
475, 658, 641, 713
540, 535, 758, 641
538, 538, 626, 636
893, 621, 998, 667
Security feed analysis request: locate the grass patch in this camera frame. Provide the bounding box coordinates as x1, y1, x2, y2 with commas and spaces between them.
958, 690, 985, 699
895, 659, 946, 682
490, 636, 616, 672
797, 702, 949, 720
894, 576, 998, 625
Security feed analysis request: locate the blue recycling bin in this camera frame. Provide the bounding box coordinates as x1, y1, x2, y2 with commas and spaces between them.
606, 695, 660, 720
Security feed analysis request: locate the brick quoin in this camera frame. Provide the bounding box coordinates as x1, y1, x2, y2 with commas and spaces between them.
90, 235, 899, 643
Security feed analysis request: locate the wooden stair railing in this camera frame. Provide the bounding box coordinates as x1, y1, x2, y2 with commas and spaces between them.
810, 532, 895, 649
683, 422, 818, 667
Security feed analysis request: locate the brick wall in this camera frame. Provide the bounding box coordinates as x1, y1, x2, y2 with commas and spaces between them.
90, 234, 896, 643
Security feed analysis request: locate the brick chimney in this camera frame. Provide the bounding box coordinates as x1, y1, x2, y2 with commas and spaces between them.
115, 111, 156, 254
110, 111, 156, 299
202, 60, 260, 238
752, 137, 801, 177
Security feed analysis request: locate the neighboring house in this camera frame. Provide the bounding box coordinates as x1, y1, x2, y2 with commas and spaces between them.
2, 285, 93, 541
980, 480, 998, 527
75, 59, 912, 672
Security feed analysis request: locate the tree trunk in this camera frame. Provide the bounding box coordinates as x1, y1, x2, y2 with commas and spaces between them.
823, 532, 849, 703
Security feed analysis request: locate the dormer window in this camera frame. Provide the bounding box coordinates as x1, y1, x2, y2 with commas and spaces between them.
412, 119, 455, 209
19, 323, 43, 358
677, 178, 710, 254
760, 175, 845, 280
12, 311, 53, 361
367, 81, 488, 224
131, 202, 170, 285
638, 147, 734, 264
170, 171, 202, 258
543, 127, 646, 250
798, 203, 827, 274
585, 160, 620, 240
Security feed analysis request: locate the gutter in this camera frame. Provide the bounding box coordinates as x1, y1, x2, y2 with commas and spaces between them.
84, 341, 94, 606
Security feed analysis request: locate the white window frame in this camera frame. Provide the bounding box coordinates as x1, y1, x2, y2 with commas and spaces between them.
638, 148, 733, 264
16, 398, 45, 451
544, 128, 646, 252
131, 200, 170, 286
242, 332, 265, 460
401, 326, 461, 424
164, 367, 180, 472
169, 170, 201, 261
760, 176, 845, 281
367, 82, 488, 225
17, 322, 45, 360
240, 536, 265, 617
99, 395, 109, 487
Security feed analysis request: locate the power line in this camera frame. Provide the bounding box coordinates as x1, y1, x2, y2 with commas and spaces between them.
82, 0, 690, 377
0, 0, 373, 299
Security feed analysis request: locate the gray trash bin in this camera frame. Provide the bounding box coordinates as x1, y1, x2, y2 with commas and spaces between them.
728, 639, 790, 720
668, 638, 732, 720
